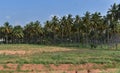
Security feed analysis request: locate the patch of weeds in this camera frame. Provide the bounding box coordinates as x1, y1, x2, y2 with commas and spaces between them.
16, 64, 22, 71
17, 70, 31, 72
103, 63, 116, 69
0, 71, 14, 73
3, 64, 12, 69
116, 70, 120, 73
16, 59, 29, 64
44, 64, 50, 68
54, 63, 59, 66
3, 64, 8, 69
62, 71, 66, 73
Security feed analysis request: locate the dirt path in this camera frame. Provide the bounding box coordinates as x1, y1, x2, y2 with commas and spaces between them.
0, 47, 75, 55
0, 50, 28, 55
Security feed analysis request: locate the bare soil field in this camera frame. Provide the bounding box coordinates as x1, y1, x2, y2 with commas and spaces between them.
0, 44, 120, 73
0, 63, 118, 73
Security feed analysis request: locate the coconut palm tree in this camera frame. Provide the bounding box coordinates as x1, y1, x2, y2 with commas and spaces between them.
59, 16, 67, 43
90, 12, 103, 46
118, 4, 120, 20
24, 21, 43, 44
12, 25, 24, 43
66, 14, 73, 43
2, 22, 12, 43
44, 20, 53, 44
73, 15, 84, 43
107, 3, 119, 34
82, 11, 91, 44
50, 16, 60, 43
0, 27, 4, 43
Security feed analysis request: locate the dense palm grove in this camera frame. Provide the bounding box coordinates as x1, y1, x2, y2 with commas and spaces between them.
0, 3, 120, 47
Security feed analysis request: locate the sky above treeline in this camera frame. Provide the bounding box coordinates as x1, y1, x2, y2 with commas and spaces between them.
0, 0, 120, 26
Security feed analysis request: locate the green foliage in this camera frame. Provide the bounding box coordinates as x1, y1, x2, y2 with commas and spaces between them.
0, 3, 120, 45
0, 44, 120, 69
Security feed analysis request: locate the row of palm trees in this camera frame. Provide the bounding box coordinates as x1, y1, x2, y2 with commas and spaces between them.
0, 3, 120, 46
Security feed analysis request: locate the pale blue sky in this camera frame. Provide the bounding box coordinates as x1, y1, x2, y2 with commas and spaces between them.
0, 0, 120, 26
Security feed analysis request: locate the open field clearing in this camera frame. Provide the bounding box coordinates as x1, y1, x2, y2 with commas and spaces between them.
0, 0, 120, 72
0, 44, 120, 73
0, 44, 75, 55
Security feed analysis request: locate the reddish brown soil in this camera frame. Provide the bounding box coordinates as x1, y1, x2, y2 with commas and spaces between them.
4, 64, 18, 71
21, 64, 46, 71
0, 65, 4, 70
0, 63, 118, 73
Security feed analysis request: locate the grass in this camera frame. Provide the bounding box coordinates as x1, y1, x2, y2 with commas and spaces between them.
0, 44, 120, 68
0, 44, 46, 50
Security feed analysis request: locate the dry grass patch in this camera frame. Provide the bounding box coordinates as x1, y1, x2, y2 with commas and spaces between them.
32, 46, 76, 53
0, 44, 76, 55
0, 50, 27, 55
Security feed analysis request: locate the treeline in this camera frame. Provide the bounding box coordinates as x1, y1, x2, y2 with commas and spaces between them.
0, 3, 120, 46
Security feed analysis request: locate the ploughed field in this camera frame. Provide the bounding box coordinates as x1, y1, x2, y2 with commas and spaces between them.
0, 44, 120, 73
